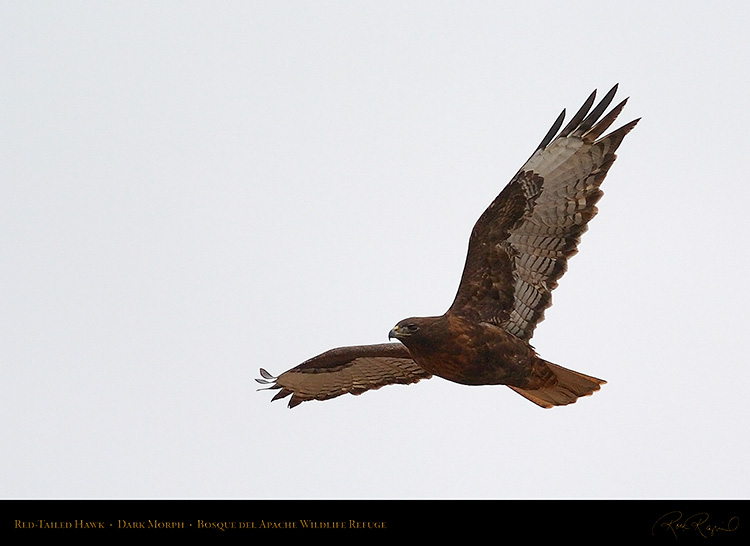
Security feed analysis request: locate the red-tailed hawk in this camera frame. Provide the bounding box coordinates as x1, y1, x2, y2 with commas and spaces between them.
257, 85, 638, 408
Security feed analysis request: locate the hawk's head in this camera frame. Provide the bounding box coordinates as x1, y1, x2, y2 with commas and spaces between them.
388, 315, 452, 362
389, 316, 447, 344
388, 320, 421, 340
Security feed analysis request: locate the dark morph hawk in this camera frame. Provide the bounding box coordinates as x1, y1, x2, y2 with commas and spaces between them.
258, 85, 639, 408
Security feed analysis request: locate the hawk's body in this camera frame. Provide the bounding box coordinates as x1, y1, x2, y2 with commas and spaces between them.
258, 85, 639, 408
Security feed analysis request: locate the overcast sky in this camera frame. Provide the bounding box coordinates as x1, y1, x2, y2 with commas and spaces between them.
2, 1, 749, 499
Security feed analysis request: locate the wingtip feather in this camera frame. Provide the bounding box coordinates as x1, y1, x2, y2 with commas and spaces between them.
559, 89, 597, 137
536, 108, 566, 151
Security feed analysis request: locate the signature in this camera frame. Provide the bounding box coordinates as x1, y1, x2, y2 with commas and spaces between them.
652, 511, 740, 539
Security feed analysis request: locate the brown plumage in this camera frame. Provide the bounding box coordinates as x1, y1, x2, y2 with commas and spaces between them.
257, 85, 639, 409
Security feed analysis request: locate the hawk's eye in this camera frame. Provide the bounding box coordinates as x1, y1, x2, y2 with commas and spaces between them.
406, 323, 419, 333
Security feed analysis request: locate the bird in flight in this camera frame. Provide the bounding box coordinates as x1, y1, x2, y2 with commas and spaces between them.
257, 84, 638, 409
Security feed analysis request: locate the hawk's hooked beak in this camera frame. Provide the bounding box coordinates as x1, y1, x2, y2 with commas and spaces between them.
388, 326, 399, 340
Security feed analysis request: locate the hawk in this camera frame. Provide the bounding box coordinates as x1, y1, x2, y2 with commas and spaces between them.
257, 85, 639, 409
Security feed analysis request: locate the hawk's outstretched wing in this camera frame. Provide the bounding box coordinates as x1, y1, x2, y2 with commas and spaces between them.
256, 343, 430, 408
449, 84, 639, 341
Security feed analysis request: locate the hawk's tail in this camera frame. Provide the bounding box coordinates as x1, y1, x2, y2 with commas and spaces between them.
508, 362, 606, 408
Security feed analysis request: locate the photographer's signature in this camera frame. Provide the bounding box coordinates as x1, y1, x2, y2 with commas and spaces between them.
652, 511, 739, 539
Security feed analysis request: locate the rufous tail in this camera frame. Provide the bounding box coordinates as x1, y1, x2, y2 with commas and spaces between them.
508, 362, 605, 408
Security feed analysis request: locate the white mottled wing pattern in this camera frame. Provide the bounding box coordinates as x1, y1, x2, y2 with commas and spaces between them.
502, 85, 639, 341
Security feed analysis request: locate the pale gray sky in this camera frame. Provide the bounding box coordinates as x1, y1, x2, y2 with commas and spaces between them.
2, 1, 749, 499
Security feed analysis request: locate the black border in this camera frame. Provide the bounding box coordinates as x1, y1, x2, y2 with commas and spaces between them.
2, 499, 748, 541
